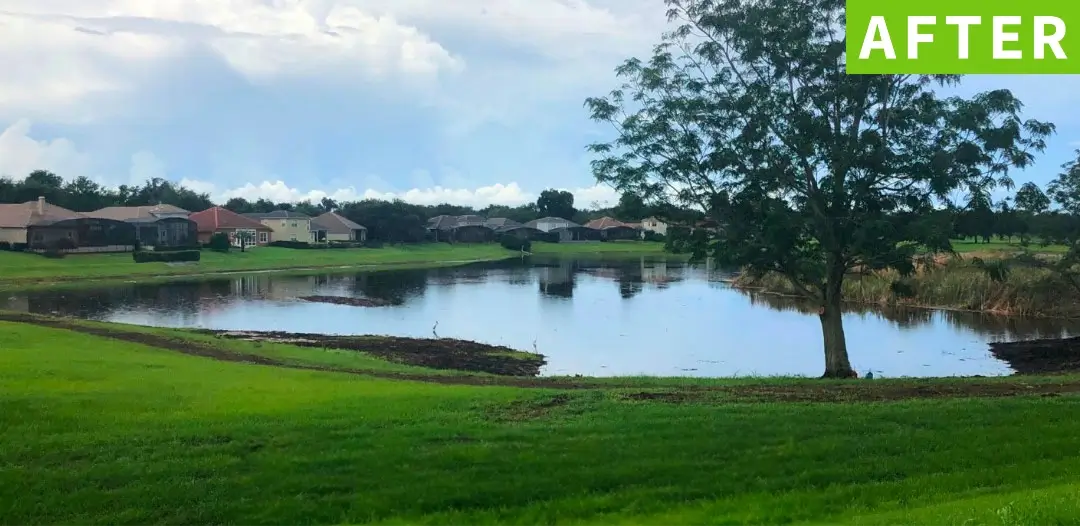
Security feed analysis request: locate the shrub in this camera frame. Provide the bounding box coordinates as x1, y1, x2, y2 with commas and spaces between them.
11, 243, 27, 252
269, 240, 313, 249
41, 249, 65, 259
364, 240, 384, 249
133, 250, 201, 263
643, 231, 665, 242
207, 233, 231, 252
0, 241, 10, 251
499, 235, 531, 252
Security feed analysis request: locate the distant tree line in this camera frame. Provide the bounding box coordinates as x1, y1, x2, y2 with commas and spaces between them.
0, 171, 705, 243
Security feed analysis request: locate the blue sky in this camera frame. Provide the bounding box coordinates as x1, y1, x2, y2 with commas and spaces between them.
0, 0, 1077, 208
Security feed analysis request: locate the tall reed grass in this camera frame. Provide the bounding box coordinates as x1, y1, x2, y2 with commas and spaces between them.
732, 258, 1079, 318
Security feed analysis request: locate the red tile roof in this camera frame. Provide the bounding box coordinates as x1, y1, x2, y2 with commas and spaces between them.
189, 207, 270, 233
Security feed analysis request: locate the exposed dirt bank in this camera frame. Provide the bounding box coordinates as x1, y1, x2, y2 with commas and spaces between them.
990, 337, 1080, 374
210, 329, 544, 376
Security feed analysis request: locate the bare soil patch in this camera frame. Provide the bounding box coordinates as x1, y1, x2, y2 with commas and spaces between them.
210, 329, 544, 376
990, 337, 1080, 374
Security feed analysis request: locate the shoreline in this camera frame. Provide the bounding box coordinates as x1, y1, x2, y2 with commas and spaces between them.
0, 241, 669, 290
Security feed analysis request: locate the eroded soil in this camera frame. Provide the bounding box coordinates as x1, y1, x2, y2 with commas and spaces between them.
5, 311, 1080, 402
210, 329, 544, 376
989, 337, 1080, 374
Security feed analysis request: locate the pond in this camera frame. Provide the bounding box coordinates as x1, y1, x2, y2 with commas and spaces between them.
4, 255, 1078, 378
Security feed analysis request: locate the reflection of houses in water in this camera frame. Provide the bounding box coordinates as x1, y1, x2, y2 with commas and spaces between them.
538, 259, 575, 298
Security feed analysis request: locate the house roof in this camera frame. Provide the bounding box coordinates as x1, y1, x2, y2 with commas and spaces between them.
0, 199, 83, 228
525, 217, 581, 229
189, 207, 271, 232
243, 210, 311, 220
485, 217, 522, 229
584, 217, 634, 230
87, 204, 189, 221
312, 212, 366, 234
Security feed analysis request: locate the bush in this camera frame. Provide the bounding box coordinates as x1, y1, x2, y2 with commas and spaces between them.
269, 240, 313, 249
0, 241, 10, 251
643, 231, 665, 242
41, 249, 65, 259
11, 243, 27, 252
364, 240, 384, 249
133, 250, 201, 263
207, 233, 231, 252
499, 235, 532, 252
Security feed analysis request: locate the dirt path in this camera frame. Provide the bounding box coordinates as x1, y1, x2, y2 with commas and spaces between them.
5, 312, 1080, 402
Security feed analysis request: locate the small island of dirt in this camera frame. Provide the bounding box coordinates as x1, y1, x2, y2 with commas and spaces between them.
298, 295, 396, 307
211, 330, 546, 376
989, 337, 1080, 375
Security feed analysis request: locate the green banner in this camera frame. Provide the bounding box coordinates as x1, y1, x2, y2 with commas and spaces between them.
846, 0, 1078, 73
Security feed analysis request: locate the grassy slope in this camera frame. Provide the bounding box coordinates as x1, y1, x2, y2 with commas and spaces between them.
3, 320, 1080, 525
950, 238, 1069, 254
0, 244, 513, 284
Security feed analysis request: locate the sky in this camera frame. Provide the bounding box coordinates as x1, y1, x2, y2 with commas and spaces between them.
1, 1, 1079, 209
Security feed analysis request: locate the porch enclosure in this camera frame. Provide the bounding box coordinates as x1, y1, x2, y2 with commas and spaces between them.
27, 218, 137, 253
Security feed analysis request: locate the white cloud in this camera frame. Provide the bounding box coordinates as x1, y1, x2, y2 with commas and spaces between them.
178, 178, 619, 209
0, 0, 463, 121
0, 119, 92, 179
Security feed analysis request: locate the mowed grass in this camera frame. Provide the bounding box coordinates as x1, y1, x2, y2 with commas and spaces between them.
0, 244, 514, 286
3, 321, 1080, 524
530, 240, 666, 255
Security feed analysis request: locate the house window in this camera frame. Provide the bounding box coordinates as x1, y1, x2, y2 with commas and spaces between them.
290, 221, 298, 227
259, 232, 269, 243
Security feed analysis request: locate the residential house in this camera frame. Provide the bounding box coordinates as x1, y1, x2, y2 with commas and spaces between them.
0, 197, 136, 252
243, 210, 315, 242
525, 217, 599, 242
189, 206, 273, 247
426, 214, 494, 243
584, 217, 641, 240
311, 211, 367, 242
86, 204, 197, 249
640, 216, 669, 236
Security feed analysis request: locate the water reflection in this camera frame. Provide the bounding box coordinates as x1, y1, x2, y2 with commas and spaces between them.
3, 255, 1077, 378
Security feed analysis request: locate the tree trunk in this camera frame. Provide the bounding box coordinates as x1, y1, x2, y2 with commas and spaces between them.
819, 262, 856, 379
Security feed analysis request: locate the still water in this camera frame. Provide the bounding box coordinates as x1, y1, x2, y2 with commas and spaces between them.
4, 256, 1077, 377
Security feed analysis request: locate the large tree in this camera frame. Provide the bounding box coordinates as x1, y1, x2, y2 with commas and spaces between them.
584, 0, 1052, 377
536, 189, 576, 220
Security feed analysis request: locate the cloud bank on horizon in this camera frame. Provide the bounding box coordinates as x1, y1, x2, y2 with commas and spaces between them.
2, 0, 1079, 208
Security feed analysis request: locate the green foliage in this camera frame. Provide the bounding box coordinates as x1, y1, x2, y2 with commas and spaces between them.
207, 233, 231, 252
132, 250, 201, 263
536, 189, 576, 220
498, 235, 531, 252
584, 0, 1053, 376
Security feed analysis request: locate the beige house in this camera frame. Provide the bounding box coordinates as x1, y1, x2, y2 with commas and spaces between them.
311, 211, 367, 242
640, 216, 669, 236
0, 197, 83, 244
243, 211, 315, 242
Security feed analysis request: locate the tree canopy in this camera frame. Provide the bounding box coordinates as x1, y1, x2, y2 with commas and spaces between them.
584, 0, 1053, 377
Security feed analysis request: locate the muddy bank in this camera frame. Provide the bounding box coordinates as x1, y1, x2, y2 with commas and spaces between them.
990, 337, 1080, 374
298, 295, 396, 307
211, 330, 545, 376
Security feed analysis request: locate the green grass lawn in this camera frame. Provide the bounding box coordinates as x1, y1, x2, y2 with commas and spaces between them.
530, 240, 666, 255
0, 244, 514, 286
3, 318, 1080, 524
